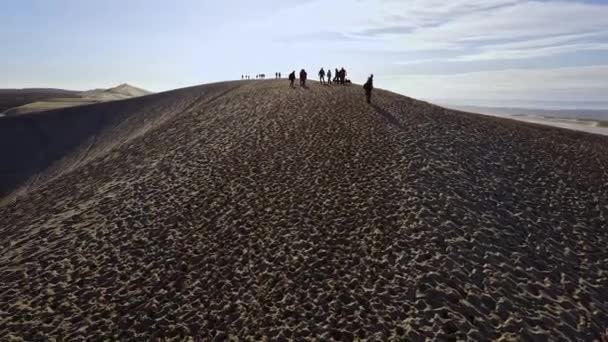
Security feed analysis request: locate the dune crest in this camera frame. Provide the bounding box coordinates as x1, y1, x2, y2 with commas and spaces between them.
82, 83, 151, 101
0, 80, 607, 340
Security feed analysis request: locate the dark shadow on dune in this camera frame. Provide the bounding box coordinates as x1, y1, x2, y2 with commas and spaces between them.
0, 83, 242, 198
371, 103, 404, 129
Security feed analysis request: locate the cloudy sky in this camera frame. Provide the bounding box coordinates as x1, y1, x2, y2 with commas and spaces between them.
1, 0, 607, 108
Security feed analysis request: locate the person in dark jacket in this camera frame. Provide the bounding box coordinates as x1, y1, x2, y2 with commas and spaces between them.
327, 69, 332, 85
289, 71, 296, 87
340, 68, 347, 85
363, 74, 374, 103
300, 69, 308, 87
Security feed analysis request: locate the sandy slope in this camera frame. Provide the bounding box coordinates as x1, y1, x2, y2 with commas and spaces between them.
2, 84, 151, 116
0, 80, 607, 340
0, 89, 81, 113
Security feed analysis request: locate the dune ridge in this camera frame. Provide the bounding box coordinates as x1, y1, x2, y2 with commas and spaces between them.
0, 80, 607, 340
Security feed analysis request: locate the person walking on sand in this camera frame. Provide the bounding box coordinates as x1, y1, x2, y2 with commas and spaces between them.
319, 68, 326, 84
300, 69, 307, 87
363, 74, 374, 104
327, 69, 332, 85
334, 68, 339, 83
289, 71, 296, 88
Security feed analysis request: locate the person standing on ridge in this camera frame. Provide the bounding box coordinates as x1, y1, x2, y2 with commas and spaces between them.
327, 69, 332, 85
300, 69, 308, 87
319, 68, 326, 84
289, 71, 296, 88
339, 68, 346, 85
363, 74, 374, 104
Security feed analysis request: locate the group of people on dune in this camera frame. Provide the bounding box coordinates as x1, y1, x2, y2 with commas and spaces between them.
241, 74, 269, 80
287, 69, 310, 88
241, 67, 374, 103
287, 67, 351, 88
318, 67, 350, 85
286, 67, 374, 103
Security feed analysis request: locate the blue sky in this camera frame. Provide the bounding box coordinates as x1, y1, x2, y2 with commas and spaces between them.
1, 0, 608, 108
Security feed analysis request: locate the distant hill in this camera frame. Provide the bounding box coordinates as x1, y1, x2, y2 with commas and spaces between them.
0, 88, 81, 113
81, 83, 152, 101
447, 105, 608, 121
0, 83, 151, 115
446, 104, 608, 135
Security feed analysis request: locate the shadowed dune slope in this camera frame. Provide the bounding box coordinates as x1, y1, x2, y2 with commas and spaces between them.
0, 82, 240, 198
0, 89, 81, 113
1, 80, 607, 340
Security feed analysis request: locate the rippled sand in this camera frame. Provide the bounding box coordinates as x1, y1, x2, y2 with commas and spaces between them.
1, 80, 607, 340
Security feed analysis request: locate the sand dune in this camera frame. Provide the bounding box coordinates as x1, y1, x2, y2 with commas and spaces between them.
447, 105, 608, 136
1, 84, 151, 116
0, 88, 81, 113
81, 83, 151, 101
1, 80, 607, 340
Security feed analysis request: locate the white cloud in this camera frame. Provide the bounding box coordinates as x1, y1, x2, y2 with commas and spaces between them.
382, 64, 608, 103
407, 1, 608, 43
268, 1, 608, 61
455, 42, 608, 61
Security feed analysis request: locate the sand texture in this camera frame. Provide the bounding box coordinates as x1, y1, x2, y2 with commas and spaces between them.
1, 80, 607, 340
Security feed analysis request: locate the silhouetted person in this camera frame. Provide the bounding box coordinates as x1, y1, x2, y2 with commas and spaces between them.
339, 68, 346, 85
279, 72, 282, 78
289, 71, 296, 87
241, 75, 244, 80
327, 69, 332, 84
300, 69, 307, 87
363, 74, 374, 104
334, 68, 339, 83
319, 68, 326, 84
